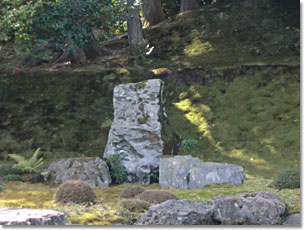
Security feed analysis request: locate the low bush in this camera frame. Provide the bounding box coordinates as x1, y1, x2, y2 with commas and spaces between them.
105, 154, 127, 184
1, 174, 23, 182
181, 139, 198, 151
55, 180, 96, 204
0, 180, 4, 191
134, 190, 178, 204
272, 168, 300, 189
120, 199, 150, 212
120, 185, 145, 198
0, 164, 23, 177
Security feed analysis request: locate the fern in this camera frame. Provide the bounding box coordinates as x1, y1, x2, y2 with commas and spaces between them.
8, 148, 44, 173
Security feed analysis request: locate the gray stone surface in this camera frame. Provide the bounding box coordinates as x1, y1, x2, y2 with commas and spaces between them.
283, 214, 301, 226
212, 191, 288, 225
0, 208, 66, 225
43, 157, 111, 188
135, 199, 215, 225
159, 155, 246, 189
104, 79, 175, 184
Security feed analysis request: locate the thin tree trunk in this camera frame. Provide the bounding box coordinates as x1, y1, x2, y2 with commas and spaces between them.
127, 0, 146, 56
141, 0, 165, 28
180, 0, 202, 12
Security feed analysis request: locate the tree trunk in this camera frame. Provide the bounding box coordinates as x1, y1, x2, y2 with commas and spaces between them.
127, 0, 146, 56
141, 0, 165, 28
180, 0, 202, 12
55, 33, 108, 65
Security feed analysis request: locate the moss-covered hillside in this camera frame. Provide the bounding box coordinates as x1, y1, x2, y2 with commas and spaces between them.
0, 0, 299, 180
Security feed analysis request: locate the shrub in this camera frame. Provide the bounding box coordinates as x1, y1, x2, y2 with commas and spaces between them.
105, 154, 127, 184
8, 148, 44, 173
55, 180, 96, 204
0, 164, 23, 177
0, 180, 4, 191
134, 190, 178, 204
120, 199, 150, 212
272, 168, 300, 189
182, 139, 198, 151
120, 185, 145, 198
1, 174, 23, 182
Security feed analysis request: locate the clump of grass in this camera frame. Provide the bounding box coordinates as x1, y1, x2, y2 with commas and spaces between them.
272, 168, 300, 189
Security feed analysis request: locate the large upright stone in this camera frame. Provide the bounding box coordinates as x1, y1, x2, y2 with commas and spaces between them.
159, 155, 246, 189
104, 79, 176, 184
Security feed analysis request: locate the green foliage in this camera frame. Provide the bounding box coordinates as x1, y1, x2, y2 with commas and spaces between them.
0, 0, 127, 57
8, 148, 44, 173
105, 154, 127, 184
272, 168, 300, 189
182, 138, 198, 151
149, 172, 159, 183
101, 119, 112, 129
0, 164, 23, 177
120, 199, 150, 212
0, 180, 4, 191
1, 174, 23, 182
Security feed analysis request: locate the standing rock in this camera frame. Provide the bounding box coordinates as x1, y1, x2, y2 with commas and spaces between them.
159, 155, 246, 189
212, 191, 288, 225
104, 79, 177, 184
0, 208, 66, 225
43, 157, 111, 188
135, 199, 215, 225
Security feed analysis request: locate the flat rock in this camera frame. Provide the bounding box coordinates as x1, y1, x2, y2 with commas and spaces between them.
104, 79, 177, 184
43, 157, 111, 188
212, 191, 288, 225
135, 199, 215, 225
159, 155, 246, 189
283, 214, 301, 226
0, 208, 66, 225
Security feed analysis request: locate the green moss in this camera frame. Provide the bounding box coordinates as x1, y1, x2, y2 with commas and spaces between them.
135, 81, 147, 89
165, 67, 299, 179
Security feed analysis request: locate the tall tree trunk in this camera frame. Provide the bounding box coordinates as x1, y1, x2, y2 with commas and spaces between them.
141, 0, 165, 28
180, 0, 202, 12
127, 0, 146, 56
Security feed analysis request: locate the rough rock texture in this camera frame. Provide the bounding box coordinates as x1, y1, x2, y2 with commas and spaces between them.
104, 79, 177, 184
0, 208, 66, 225
43, 157, 111, 188
159, 155, 246, 189
212, 191, 288, 225
283, 214, 301, 226
135, 199, 215, 225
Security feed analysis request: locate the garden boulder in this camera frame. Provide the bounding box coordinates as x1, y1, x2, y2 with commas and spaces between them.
212, 191, 288, 225
0, 208, 66, 225
135, 199, 215, 225
159, 155, 246, 189
42, 157, 111, 188
104, 79, 178, 184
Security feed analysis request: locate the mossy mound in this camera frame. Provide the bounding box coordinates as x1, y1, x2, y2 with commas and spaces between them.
55, 180, 96, 204
120, 199, 150, 212
120, 185, 145, 198
134, 190, 178, 204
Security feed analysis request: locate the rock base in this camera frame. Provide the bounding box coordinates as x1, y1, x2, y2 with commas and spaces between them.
0, 208, 66, 225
